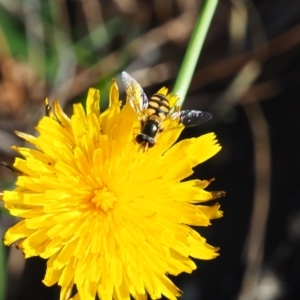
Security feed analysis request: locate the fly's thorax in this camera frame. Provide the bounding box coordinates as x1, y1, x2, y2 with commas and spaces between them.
141, 118, 160, 138
136, 118, 159, 148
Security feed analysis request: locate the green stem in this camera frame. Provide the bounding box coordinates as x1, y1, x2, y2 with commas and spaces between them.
173, 0, 218, 107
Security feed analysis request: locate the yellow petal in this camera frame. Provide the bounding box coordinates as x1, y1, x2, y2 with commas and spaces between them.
86, 88, 100, 117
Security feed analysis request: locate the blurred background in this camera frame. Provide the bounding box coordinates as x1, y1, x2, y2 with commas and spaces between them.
0, 0, 300, 299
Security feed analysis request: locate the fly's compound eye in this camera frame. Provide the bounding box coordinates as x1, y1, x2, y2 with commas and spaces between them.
136, 134, 145, 145
136, 134, 156, 148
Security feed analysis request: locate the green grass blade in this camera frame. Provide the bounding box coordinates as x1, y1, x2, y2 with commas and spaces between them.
173, 0, 218, 106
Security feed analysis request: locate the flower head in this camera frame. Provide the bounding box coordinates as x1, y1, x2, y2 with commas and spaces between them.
3, 78, 224, 300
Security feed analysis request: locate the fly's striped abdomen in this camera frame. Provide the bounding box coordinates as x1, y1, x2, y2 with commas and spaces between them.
146, 94, 170, 121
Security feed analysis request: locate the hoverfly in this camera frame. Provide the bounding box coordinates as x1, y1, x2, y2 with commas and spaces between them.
122, 71, 212, 151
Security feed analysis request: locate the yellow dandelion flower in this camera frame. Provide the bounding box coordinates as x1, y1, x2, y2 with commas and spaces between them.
2, 77, 224, 300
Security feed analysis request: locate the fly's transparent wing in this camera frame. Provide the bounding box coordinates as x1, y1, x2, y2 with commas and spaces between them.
161, 109, 212, 133
179, 110, 212, 127
122, 72, 148, 118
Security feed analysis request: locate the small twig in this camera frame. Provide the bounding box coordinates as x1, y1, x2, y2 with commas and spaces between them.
238, 101, 271, 300
0, 131, 21, 155
193, 22, 300, 89
212, 60, 261, 118
0, 161, 22, 175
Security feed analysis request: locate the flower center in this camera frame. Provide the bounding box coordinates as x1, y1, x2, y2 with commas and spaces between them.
91, 187, 117, 213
